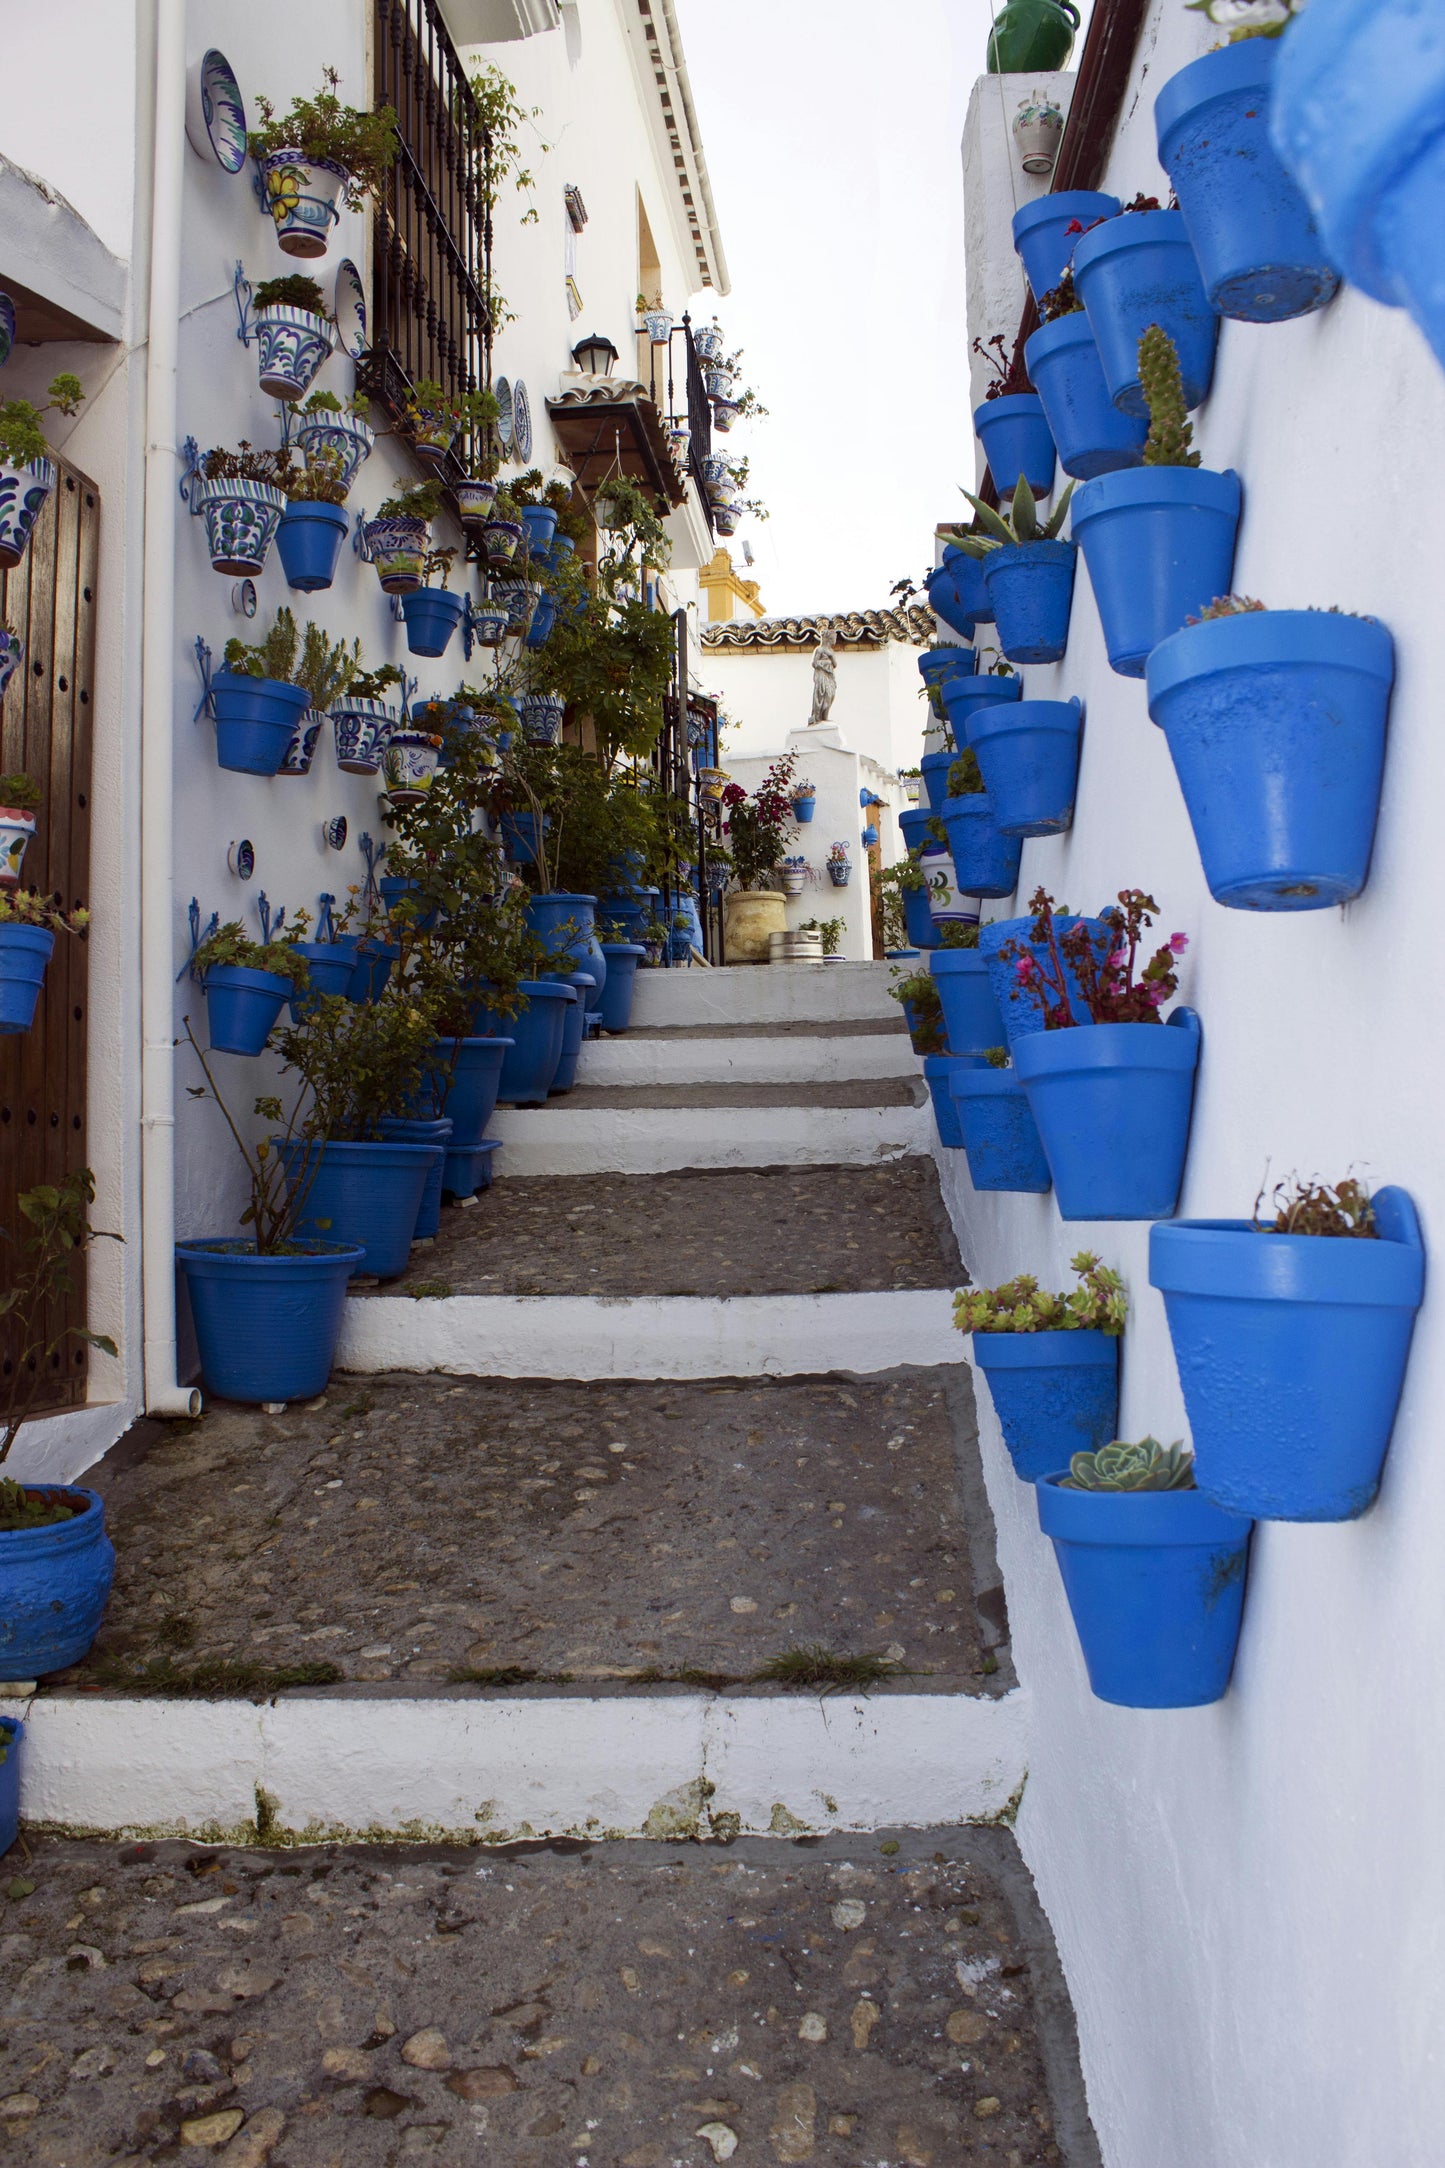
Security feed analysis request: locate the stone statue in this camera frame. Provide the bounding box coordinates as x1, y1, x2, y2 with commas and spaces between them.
808, 628, 838, 727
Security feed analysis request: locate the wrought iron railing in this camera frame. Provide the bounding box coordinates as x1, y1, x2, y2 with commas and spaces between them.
644, 315, 714, 532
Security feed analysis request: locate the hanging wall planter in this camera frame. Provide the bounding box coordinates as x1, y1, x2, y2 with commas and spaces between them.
1156, 38, 1339, 323
287, 939, 356, 1020
973, 393, 1057, 498
275, 498, 349, 592
277, 711, 323, 777
254, 305, 334, 400
943, 545, 994, 626
919, 749, 959, 816
519, 502, 558, 554
983, 539, 1077, 664
941, 670, 1022, 744
0, 798, 35, 888
1072, 209, 1220, 413
1015, 1008, 1201, 1221
969, 697, 1083, 837
210, 671, 310, 776
1146, 606, 1395, 910
454, 477, 499, 526
1025, 313, 1148, 480
923, 1053, 980, 1148
900, 860, 944, 950
400, 586, 465, 658
331, 697, 395, 775
520, 691, 566, 744
921, 649, 975, 694
381, 730, 442, 801
1011, 190, 1121, 299
1071, 466, 1242, 678
940, 793, 1022, 899
0, 458, 56, 572
929, 947, 1005, 1054
296, 411, 374, 491
363, 513, 428, 595
949, 1065, 1052, 1193
483, 515, 523, 563
792, 790, 817, 823
1150, 1187, 1425, 1523
980, 915, 1111, 1050
0, 922, 55, 1034
0, 626, 23, 704
971, 1331, 1119, 1481
177, 1238, 366, 1403
202, 962, 293, 1055
525, 589, 557, 650
924, 560, 978, 641
259, 150, 351, 259
199, 477, 288, 577
0, 1489, 115, 1677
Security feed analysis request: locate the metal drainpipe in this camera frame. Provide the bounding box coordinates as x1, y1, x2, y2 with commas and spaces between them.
139, 0, 201, 1419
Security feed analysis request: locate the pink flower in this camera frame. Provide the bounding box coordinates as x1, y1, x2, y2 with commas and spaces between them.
1014, 956, 1035, 982
1169, 931, 1189, 955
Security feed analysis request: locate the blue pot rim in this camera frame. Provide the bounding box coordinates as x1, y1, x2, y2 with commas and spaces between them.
1037, 1472, 1253, 1545
971, 1327, 1118, 1372
1014, 1007, 1202, 1079
402, 586, 466, 617
1024, 312, 1104, 369
508, 979, 578, 1003
0, 1485, 105, 1557
1011, 190, 1120, 246
1145, 607, 1396, 707
203, 963, 292, 997
0, 922, 55, 958
279, 498, 350, 530
527, 891, 598, 908
432, 1034, 514, 1054
927, 947, 989, 978
949, 1067, 1023, 1100
922, 1052, 989, 1077
942, 675, 1023, 709
919, 650, 970, 681
1156, 35, 1278, 166
211, 672, 311, 710
983, 540, 1077, 578
1072, 206, 1194, 279
920, 749, 957, 774
275, 1137, 447, 1165
1149, 1189, 1423, 1306
941, 795, 994, 822
601, 942, 647, 957
972, 391, 1047, 430
970, 697, 1082, 744
177, 1237, 367, 1269
1072, 464, 1242, 529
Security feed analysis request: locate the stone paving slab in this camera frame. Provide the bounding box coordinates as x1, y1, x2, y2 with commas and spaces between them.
58, 1371, 997, 1694
0, 1827, 1097, 2168
557, 1083, 925, 1112
621, 1021, 908, 1041
383, 1165, 962, 1299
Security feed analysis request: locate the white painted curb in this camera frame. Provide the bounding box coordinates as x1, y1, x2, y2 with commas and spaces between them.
584, 1031, 916, 1088
487, 1100, 931, 1176
337, 1288, 971, 1380
630, 961, 896, 1031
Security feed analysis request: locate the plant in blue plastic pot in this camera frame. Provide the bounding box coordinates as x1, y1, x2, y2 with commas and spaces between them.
949, 1046, 1053, 1193
216, 605, 361, 776
889, 958, 948, 1056
191, 920, 308, 1058
928, 920, 1005, 1052
1025, 274, 1148, 481
399, 543, 466, 658
972, 330, 1057, 497
1011, 190, 1121, 301
953, 477, 1078, 666
970, 697, 1083, 838
1072, 324, 1242, 678
275, 446, 353, 592
1073, 197, 1220, 413
0, 885, 85, 1036
1151, 1173, 1425, 1522
955, 1251, 1125, 1479
1037, 1436, 1252, 1708
1008, 886, 1201, 1220
1147, 595, 1395, 909
939, 747, 1023, 901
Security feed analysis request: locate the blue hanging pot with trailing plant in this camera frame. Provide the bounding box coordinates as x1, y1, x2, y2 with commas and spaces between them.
983, 540, 1077, 665
969, 697, 1083, 837
979, 915, 1111, 1049
1024, 313, 1148, 481
928, 948, 1004, 1054
949, 1066, 1052, 1193
275, 499, 350, 592
473, 980, 577, 1103
202, 963, 293, 1055
1071, 466, 1243, 679
400, 586, 465, 658
973, 393, 1057, 498
1011, 190, 1121, 299
210, 672, 310, 776
0, 1490, 116, 1676
1016, 1008, 1202, 1220
940, 670, 1022, 744
971, 1330, 1119, 1480
0, 923, 55, 1033
939, 792, 1022, 900
176, 1238, 366, 1402
1073, 209, 1220, 413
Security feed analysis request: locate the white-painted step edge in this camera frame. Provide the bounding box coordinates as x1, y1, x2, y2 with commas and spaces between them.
2, 1687, 1029, 1842
338, 1288, 970, 1381
584, 1032, 916, 1088
487, 1101, 931, 1176
630, 960, 896, 1032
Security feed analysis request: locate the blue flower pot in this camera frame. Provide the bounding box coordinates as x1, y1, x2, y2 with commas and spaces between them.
980, 915, 1111, 1049
901, 875, 941, 951
599, 888, 659, 942
973, 393, 1057, 498
378, 875, 439, 932
287, 940, 358, 1021
430, 1036, 510, 1147
940, 794, 1022, 900
899, 807, 936, 854
943, 546, 995, 626
176, 1237, 366, 1401
0, 1717, 20, 1855
793, 796, 817, 823
275, 499, 350, 592
983, 540, 1077, 665
520, 502, 559, 554
1014, 1009, 1201, 1221
0, 922, 54, 1033
924, 560, 977, 640
1012, 189, 1121, 298
923, 1053, 983, 1146
1271, 0, 1445, 372
971, 1330, 1119, 1480
346, 940, 398, 1003
1024, 313, 1148, 481
1073, 208, 1220, 414
400, 586, 466, 658
940, 670, 1023, 745
378, 1116, 453, 1240
920, 749, 960, 816
443, 1138, 502, 1201
203, 964, 292, 1055
1036, 1478, 1253, 1708
499, 809, 550, 868
929, 947, 1005, 1053
210, 672, 310, 776
475, 980, 576, 1104
969, 697, 1083, 837
1157, 38, 1339, 323
1150, 1187, 1425, 1522
0, 1489, 114, 1676
278, 1138, 440, 1279
1146, 608, 1395, 910
920, 648, 974, 688
550, 971, 594, 1092
1071, 465, 1242, 679
949, 1066, 1053, 1192
599, 942, 646, 1032
524, 892, 606, 1008
525, 589, 557, 649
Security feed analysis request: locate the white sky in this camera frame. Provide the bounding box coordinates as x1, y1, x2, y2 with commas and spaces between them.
672, 0, 1019, 619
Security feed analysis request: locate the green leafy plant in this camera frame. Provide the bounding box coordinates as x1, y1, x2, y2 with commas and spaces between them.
890, 967, 946, 1054
376, 481, 442, 521
937, 919, 981, 948
1062, 1437, 1196, 1490
273, 977, 449, 1145
1139, 324, 1200, 468
983, 1045, 1010, 1068
298, 625, 360, 710
0, 1168, 118, 1470
0, 773, 40, 812
801, 915, 845, 956
1252, 1174, 1378, 1239
191, 920, 307, 985
951, 474, 1077, 555
252, 273, 330, 316
948, 749, 985, 797
721, 755, 800, 890
182, 1021, 323, 1253
248, 71, 400, 207
345, 664, 404, 704
954, 1251, 1127, 1336
288, 448, 350, 505
0, 886, 88, 937
300, 388, 371, 420
223, 606, 298, 685
0, 374, 85, 468
466, 62, 548, 329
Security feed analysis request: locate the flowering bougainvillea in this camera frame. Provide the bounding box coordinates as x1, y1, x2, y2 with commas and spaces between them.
722, 753, 800, 888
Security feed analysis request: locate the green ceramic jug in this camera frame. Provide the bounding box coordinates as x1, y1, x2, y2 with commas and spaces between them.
987, 0, 1080, 73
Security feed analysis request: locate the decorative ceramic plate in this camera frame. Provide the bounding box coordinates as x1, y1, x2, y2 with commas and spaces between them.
495, 376, 514, 450
333, 260, 367, 358
186, 49, 247, 172
511, 378, 533, 462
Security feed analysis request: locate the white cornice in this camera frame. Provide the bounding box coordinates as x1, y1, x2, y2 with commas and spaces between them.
614, 0, 730, 295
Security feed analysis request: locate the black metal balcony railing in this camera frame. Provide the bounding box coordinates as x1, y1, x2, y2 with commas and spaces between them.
645, 315, 714, 533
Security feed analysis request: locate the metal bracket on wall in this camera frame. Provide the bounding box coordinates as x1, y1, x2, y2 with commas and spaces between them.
358, 832, 386, 912
179, 437, 206, 513
233, 260, 254, 348
192, 637, 215, 723
178, 897, 220, 982
352, 509, 372, 560
255, 890, 286, 943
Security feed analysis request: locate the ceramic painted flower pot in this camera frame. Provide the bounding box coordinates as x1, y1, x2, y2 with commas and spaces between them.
987, 0, 1079, 74
714, 505, 741, 535
644, 309, 674, 345
296, 414, 374, 491
474, 980, 576, 1104
455, 478, 499, 526
599, 943, 646, 1032
826, 863, 851, 887
0, 626, 23, 703
1011, 190, 1121, 299
277, 711, 324, 776
724, 889, 787, 962
0, 803, 35, 887
1157, 38, 1339, 323
711, 401, 739, 435
278, 1138, 440, 1279
925, 561, 978, 640
929, 947, 1005, 1054
1073, 208, 1220, 414
694, 322, 725, 363
495, 580, 538, 637
969, 697, 1083, 837
260, 149, 349, 258
209, 671, 310, 775
471, 603, 510, 649
400, 586, 465, 658
983, 541, 1077, 665
1025, 313, 1148, 481
940, 794, 1023, 900
941, 671, 1023, 744
276, 498, 349, 592
972, 1330, 1119, 1479
0, 1489, 115, 1675
1036, 1477, 1252, 1708
0, 922, 54, 1033
382, 730, 443, 800
364, 514, 428, 595
1150, 1188, 1425, 1522
948, 1066, 1052, 1192
974, 393, 1057, 500
483, 517, 523, 563
203, 963, 292, 1055
176, 1239, 366, 1402
1148, 607, 1394, 909
923, 1053, 983, 1147
330, 697, 396, 775
199, 478, 288, 577
0, 458, 54, 572
407, 413, 456, 471
1015, 1008, 1201, 1220
979, 915, 1111, 1050
704, 365, 736, 400
520, 692, 565, 744
254, 304, 334, 400
1071, 465, 1242, 678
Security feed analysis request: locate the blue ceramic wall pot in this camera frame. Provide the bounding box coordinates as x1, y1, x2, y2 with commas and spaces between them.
973, 393, 1057, 498
948, 1066, 1052, 1192
523, 892, 606, 1008
1024, 313, 1148, 481
1157, 39, 1339, 322
919, 648, 974, 690
400, 586, 466, 658
0, 457, 56, 573
924, 560, 977, 641
901, 867, 942, 951
287, 940, 356, 1021
550, 971, 594, 1092
929, 947, 1005, 1053
969, 697, 1083, 837
1015, 1007, 1201, 1220
1072, 209, 1220, 413
0, 923, 54, 1033
210, 672, 310, 775
983, 542, 1077, 666
793, 793, 817, 824
1071, 466, 1242, 679
346, 939, 398, 1003
430, 1036, 510, 1146
940, 670, 1023, 744
176, 1238, 366, 1402
525, 589, 557, 649
279, 1138, 439, 1279
475, 980, 576, 1104
0, 1716, 19, 1856
919, 749, 960, 816
519, 502, 559, 554
599, 942, 646, 1032
1036, 1478, 1252, 1708
940, 794, 1023, 900
275, 499, 350, 592
378, 1116, 452, 1239
203, 963, 292, 1055
1150, 1187, 1425, 1521
923, 1053, 982, 1147
1146, 608, 1395, 910
1011, 190, 1121, 298
971, 1330, 1119, 1480
943, 546, 995, 626
898, 806, 936, 855
0, 1489, 115, 1675
980, 915, 1111, 1049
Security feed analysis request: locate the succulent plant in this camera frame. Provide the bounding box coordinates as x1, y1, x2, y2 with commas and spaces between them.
950, 475, 1077, 557
1139, 324, 1200, 469
1062, 1437, 1196, 1491
953, 1251, 1127, 1337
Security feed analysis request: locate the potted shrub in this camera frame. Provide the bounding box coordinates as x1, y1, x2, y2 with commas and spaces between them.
278, 622, 361, 775
948, 1044, 1053, 1193
198, 442, 291, 577
801, 913, 845, 960
969, 694, 1083, 837
250, 273, 335, 400
720, 756, 799, 959
275, 444, 351, 594
952, 476, 1078, 665
331, 663, 403, 775
0, 887, 87, 1034
1024, 268, 1148, 481
0, 1170, 117, 1672
190, 919, 307, 1055
1011, 189, 1120, 299
399, 542, 465, 658
248, 71, 399, 260
826, 841, 852, 888
1146, 594, 1395, 910
1006, 887, 1200, 1220
0, 772, 40, 888
364, 480, 441, 596
0, 375, 84, 570
1036, 1437, 1253, 1708
791, 781, 817, 824
939, 747, 1022, 900
483, 485, 524, 564
1071, 325, 1243, 677
1151, 1175, 1425, 1523
1072, 193, 1219, 413
212, 607, 322, 776
295, 388, 375, 491
971, 332, 1056, 499
979, 911, 1111, 1050
928, 916, 1005, 1051
955, 1252, 1124, 1479
400, 380, 497, 476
